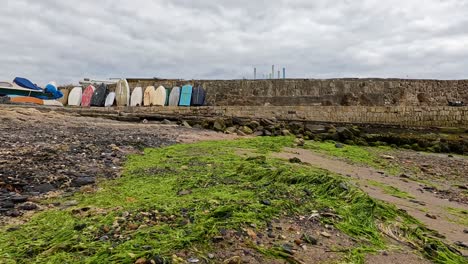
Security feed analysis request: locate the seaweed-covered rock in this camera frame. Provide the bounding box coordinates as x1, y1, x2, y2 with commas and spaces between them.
288, 122, 304, 134
247, 120, 261, 130
239, 126, 253, 135
337, 127, 354, 140
213, 118, 226, 132
225, 127, 237, 134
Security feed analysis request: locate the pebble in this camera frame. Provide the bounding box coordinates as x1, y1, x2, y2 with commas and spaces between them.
2, 202, 15, 209
71, 177, 96, 187
399, 174, 411, 179
224, 256, 241, 264
134, 258, 147, 264
18, 203, 37, 211
64, 200, 79, 207
335, 143, 344, 149
425, 213, 437, 219
187, 257, 199, 263
11, 196, 28, 204
380, 155, 395, 160
409, 199, 427, 206
301, 234, 318, 245
281, 244, 294, 254
207, 253, 215, 259
455, 241, 468, 248
320, 232, 332, 238
177, 189, 192, 196
142, 245, 153, 250
261, 200, 271, 206
289, 157, 302, 164
6, 210, 21, 217
339, 182, 349, 191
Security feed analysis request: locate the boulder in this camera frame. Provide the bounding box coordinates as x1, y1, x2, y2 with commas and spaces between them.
225, 127, 237, 134
253, 131, 264, 137
264, 130, 273, 136
201, 120, 212, 129
232, 117, 249, 126
248, 120, 261, 130
295, 138, 305, 146
236, 130, 247, 136
224, 118, 234, 127
181, 121, 192, 128
281, 129, 292, 136
288, 122, 304, 133
213, 118, 226, 132
239, 126, 253, 135
336, 127, 354, 140
305, 124, 327, 133
260, 118, 276, 126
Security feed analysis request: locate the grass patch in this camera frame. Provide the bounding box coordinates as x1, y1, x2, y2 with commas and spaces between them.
0, 137, 464, 264
366, 180, 415, 200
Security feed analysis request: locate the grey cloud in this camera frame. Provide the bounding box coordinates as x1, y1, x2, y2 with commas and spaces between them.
0, 0, 467, 85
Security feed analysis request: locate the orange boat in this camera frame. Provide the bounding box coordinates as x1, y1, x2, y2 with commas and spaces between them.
9, 96, 44, 105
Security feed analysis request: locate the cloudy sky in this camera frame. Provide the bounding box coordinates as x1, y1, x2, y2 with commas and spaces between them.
1, 0, 468, 84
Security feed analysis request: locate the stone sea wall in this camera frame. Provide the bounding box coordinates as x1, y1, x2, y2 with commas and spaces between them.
121, 105, 468, 128
126, 78, 468, 106
48, 105, 467, 128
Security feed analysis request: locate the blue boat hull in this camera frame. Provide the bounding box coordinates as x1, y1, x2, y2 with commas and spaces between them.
179, 85, 193, 106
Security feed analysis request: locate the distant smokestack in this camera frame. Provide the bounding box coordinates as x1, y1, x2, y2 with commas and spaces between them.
254, 68, 257, 80
283, 68, 286, 79
272, 65, 275, 79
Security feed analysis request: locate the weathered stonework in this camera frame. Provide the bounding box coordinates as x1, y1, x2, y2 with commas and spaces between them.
126, 78, 468, 106
126, 106, 468, 128
42, 105, 467, 128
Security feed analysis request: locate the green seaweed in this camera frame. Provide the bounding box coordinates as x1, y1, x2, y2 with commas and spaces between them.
0, 137, 464, 264
366, 180, 415, 200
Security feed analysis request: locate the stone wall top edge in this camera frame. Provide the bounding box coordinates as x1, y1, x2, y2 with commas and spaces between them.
125, 78, 468, 83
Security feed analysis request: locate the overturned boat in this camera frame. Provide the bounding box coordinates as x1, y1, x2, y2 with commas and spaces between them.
0, 77, 63, 100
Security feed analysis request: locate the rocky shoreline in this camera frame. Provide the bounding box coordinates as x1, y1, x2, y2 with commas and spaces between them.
0, 107, 238, 221
1, 106, 466, 222
182, 117, 468, 154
